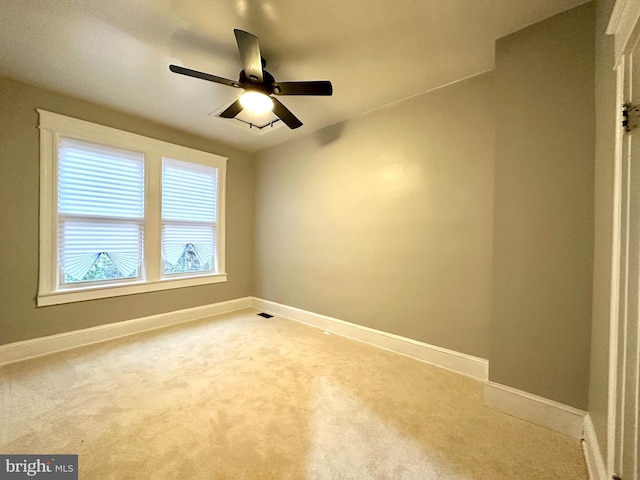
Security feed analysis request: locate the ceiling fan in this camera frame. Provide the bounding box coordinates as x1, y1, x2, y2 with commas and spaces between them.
169, 29, 333, 130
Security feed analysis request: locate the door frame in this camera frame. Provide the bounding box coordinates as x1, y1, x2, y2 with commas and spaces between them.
607, 0, 640, 477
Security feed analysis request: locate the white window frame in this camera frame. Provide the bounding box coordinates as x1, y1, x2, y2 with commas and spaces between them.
37, 110, 227, 307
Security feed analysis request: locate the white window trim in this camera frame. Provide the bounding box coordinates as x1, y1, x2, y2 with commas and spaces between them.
37, 109, 227, 307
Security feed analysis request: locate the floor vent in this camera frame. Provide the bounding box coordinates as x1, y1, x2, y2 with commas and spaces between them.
257, 312, 273, 318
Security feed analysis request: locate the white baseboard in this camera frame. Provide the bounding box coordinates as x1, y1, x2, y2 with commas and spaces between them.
251, 297, 489, 381
582, 414, 608, 480
484, 381, 587, 439
0, 297, 252, 366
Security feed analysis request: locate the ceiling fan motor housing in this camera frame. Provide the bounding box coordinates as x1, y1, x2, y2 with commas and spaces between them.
239, 69, 276, 95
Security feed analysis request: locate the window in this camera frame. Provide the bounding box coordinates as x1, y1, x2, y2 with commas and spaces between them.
37, 110, 227, 306
58, 138, 145, 285
161, 159, 218, 276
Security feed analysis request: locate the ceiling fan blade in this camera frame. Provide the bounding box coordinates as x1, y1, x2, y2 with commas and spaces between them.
273, 81, 333, 96
234, 29, 263, 83
271, 97, 303, 129
219, 99, 244, 118
169, 65, 241, 88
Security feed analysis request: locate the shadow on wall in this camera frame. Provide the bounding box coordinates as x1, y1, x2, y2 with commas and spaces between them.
314, 122, 344, 147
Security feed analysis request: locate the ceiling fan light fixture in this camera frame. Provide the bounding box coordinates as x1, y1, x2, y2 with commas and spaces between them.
169, 29, 332, 129
239, 91, 273, 114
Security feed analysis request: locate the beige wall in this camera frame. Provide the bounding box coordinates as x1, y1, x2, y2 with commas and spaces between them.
255, 72, 495, 359
0, 76, 254, 345
589, 0, 616, 461
491, 3, 595, 409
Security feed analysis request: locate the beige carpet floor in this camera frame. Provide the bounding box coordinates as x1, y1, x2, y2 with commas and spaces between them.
0, 308, 587, 479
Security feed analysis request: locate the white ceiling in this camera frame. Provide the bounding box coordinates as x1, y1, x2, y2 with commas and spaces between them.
0, 0, 589, 152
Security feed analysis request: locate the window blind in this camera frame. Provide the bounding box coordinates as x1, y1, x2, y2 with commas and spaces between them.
59, 220, 143, 280
58, 138, 144, 218
161, 224, 216, 265
162, 158, 217, 274
58, 137, 144, 283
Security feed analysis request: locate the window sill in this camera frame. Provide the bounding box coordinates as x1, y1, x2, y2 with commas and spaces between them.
37, 273, 228, 307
